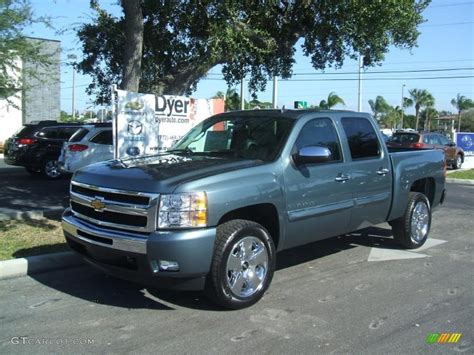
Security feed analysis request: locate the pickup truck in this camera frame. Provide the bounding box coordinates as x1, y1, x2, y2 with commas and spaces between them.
62, 110, 446, 309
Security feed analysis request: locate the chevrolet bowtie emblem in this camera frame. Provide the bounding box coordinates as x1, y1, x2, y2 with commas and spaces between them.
90, 198, 106, 211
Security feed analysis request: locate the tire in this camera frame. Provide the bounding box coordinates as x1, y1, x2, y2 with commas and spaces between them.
205, 219, 276, 309
392, 192, 431, 249
453, 154, 463, 170
25, 167, 41, 176
41, 159, 62, 180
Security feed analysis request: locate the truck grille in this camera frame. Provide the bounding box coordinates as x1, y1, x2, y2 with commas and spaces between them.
70, 181, 159, 233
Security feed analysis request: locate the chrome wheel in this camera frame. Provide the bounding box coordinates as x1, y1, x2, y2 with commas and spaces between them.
226, 236, 268, 298
410, 201, 429, 242
44, 160, 61, 178
456, 155, 462, 169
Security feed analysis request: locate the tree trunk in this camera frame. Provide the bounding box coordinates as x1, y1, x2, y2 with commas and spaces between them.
415, 108, 419, 131
120, 0, 143, 92
457, 110, 462, 132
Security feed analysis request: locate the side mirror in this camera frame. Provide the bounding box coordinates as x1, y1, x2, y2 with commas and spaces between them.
293, 146, 332, 165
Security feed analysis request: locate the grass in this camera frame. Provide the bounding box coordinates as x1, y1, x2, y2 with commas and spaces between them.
0, 218, 69, 261
448, 169, 474, 180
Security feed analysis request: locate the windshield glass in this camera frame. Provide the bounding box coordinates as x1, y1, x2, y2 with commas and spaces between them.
169, 115, 295, 162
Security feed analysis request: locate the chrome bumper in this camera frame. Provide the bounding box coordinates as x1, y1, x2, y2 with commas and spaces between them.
62, 209, 147, 254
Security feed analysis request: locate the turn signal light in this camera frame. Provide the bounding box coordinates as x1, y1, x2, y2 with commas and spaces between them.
68, 144, 89, 152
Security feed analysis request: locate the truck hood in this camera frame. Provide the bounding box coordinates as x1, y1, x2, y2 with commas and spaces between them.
73, 154, 264, 193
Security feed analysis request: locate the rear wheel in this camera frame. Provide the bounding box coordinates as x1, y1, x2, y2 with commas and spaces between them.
41, 159, 62, 180
453, 154, 463, 169
205, 219, 275, 309
392, 192, 431, 249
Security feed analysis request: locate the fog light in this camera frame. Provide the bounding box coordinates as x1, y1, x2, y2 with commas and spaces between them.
158, 260, 180, 272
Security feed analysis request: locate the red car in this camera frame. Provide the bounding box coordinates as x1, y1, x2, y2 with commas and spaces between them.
387, 131, 464, 169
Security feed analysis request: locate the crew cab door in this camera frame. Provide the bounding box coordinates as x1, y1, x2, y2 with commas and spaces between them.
340, 116, 392, 230
282, 117, 353, 249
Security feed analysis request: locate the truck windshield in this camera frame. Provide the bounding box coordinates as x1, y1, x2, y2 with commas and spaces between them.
169, 115, 294, 162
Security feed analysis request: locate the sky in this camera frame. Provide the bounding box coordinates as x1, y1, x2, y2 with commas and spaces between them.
25, 0, 474, 115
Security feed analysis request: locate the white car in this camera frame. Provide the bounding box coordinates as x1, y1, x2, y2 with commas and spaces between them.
58, 123, 113, 173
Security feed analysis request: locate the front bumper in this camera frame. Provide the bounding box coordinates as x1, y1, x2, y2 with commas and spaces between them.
62, 209, 216, 290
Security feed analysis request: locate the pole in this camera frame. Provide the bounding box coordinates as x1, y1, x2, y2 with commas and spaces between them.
272, 75, 278, 109
400, 84, 405, 129
72, 67, 75, 120
111, 84, 118, 160
358, 55, 363, 112
240, 77, 245, 110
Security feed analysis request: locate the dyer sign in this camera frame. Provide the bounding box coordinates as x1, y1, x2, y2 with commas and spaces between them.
455, 132, 474, 156
115, 89, 224, 159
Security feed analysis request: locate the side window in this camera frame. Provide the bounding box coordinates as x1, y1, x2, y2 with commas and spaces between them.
430, 135, 441, 145
294, 118, 342, 162
423, 135, 430, 144
341, 117, 381, 160
438, 135, 449, 145
90, 130, 113, 145
57, 127, 80, 140
36, 127, 58, 139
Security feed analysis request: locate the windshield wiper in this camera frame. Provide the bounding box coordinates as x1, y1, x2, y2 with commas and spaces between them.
167, 148, 194, 155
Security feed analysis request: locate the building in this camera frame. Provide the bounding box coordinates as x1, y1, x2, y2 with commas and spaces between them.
0, 37, 61, 145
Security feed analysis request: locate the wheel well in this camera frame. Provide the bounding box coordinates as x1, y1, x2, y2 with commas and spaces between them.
410, 178, 435, 206
218, 204, 280, 248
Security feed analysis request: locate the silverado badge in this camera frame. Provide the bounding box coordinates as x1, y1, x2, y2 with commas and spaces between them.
90, 198, 106, 212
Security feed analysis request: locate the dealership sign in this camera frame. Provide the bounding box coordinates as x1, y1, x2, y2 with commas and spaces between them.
455, 132, 474, 156
114, 88, 224, 159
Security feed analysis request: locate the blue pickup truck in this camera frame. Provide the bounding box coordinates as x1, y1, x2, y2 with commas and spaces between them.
62, 110, 446, 309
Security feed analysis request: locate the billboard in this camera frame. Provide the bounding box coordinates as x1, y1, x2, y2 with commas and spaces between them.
455, 132, 474, 156
115, 89, 224, 159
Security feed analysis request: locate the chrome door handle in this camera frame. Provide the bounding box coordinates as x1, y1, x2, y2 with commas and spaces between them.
335, 174, 350, 182
376, 168, 390, 176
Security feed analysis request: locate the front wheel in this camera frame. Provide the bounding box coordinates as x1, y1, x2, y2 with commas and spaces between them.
453, 154, 463, 169
205, 219, 276, 309
392, 192, 431, 249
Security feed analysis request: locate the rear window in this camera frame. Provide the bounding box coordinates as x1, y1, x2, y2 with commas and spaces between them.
69, 128, 90, 142
36, 126, 80, 140
12, 125, 37, 138
90, 130, 113, 145
391, 133, 420, 143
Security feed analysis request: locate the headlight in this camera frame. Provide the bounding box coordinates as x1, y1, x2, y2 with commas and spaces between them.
158, 192, 207, 229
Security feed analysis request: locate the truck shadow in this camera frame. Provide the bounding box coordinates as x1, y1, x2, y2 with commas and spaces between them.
30, 225, 399, 311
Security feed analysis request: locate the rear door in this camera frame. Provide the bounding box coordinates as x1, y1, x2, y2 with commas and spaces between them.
341, 116, 392, 230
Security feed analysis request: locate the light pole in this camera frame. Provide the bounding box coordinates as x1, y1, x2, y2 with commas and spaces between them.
400, 84, 406, 129
272, 75, 278, 109
358, 55, 364, 112
67, 54, 77, 120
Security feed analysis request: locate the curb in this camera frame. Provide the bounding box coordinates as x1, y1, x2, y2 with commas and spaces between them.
0, 251, 83, 280
446, 178, 474, 185
0, 208, 64, 221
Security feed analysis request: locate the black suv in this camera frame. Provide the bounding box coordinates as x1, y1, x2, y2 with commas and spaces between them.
4, 121, 83, 179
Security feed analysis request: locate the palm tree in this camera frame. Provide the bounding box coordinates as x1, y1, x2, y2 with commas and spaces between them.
368, 96, 390, 121
319, 92, 345, 109
451, 94, 474, 132
421, 107, 438, 131
406, 89, 435, 131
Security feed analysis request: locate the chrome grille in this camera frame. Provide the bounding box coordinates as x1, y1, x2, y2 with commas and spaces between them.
70, 181, 159, 233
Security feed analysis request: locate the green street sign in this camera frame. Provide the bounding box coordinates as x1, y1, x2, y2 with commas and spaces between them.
294, 101, 308, 109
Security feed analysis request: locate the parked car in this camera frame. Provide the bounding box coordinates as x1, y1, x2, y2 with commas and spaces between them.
58, 123, 113, 174
386, 131, 464, 169
3, 121, 83, 179
62, 110, 446, 309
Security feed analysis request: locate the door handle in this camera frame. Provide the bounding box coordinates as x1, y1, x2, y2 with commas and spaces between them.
335, 174, 350, 182
376, 168, 390, 176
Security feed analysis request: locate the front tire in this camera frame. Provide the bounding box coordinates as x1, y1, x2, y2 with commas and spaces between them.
453, 154, 463, 169
392, 192, 431, 249
205, 219, 276, 309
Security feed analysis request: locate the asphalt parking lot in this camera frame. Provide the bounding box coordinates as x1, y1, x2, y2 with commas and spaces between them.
0, 182, 472, 354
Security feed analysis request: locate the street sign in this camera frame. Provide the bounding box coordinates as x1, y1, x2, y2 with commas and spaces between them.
294, 101, 308, 109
